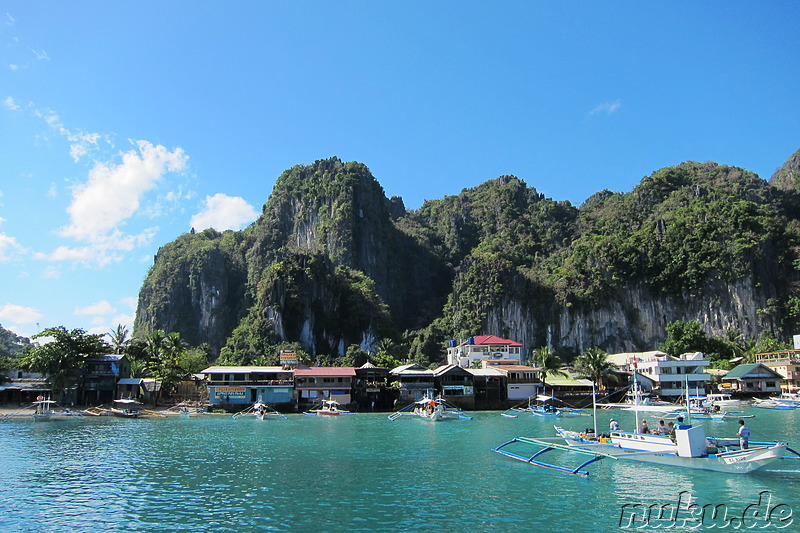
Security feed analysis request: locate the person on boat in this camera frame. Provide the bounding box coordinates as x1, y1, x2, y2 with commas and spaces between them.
676, 416, 691, 429
737, 420, 750, 450
657, 420, 669, 435
639, 419, 649, 434
668, 421, 676, 442
609, 418, 620, 431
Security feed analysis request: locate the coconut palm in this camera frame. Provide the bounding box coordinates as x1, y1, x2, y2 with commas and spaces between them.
108, 324, 131, 355
574, 347, 612, 390
532, 346, 567, 387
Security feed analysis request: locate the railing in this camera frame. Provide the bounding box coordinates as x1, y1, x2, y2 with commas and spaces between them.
207, 380, 294, 386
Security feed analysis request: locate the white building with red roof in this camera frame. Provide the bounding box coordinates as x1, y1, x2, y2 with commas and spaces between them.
446, 335, 523, 368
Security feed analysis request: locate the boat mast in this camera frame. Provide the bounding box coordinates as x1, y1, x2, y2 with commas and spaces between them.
592, 380, 598, 436
633, 357, 640, 432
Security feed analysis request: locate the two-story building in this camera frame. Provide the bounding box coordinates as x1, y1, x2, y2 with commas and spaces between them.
201, 366, 294, 409
80, 354, 130, 405
607, 350, 711, 398
294, 367, 357, 409
446, 335, 523, 368
754, 351, 800, 391
389, 364, 435, 404
432, 364, 475, 409
481, 360, 540, 401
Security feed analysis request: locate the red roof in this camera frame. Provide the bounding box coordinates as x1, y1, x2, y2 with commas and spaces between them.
294, 367, 357, 376
458, 335, 522, 347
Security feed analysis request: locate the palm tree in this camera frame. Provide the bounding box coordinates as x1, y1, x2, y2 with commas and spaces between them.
574, 347, 612, 390
532, 346, 567, 387
108, 324, 131, 355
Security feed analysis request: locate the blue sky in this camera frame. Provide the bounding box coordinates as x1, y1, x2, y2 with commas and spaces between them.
1, 2, 799, 341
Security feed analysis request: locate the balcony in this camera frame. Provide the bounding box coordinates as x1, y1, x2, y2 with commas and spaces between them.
207, 379, 294, 387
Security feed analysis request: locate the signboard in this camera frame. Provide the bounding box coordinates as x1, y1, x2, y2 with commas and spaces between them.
215, 386, 246, 398
280, 351, 298, 365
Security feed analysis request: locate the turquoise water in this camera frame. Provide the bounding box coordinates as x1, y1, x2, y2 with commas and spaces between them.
2, 408, 800, 532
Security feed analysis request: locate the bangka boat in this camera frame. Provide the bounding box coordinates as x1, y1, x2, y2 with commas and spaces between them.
232, 402, 287, 420
703, 393, 741, 407
753, 398, 798, 410
110, 399, 144, 418
493, 423, 797, 476
769, 390, 800, 406
30, 399, 83, 421
303, 399, 354, 416
388, 395, 472, 421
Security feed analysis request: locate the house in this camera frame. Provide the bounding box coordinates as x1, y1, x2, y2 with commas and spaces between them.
540, 370, 595, 403
0, 366, 50, 406
481, 360, 540, 401
432, 364, 475, 408
467, 367, 506, 408
754, 351, 800, 391
201, 366, 294, 409
607, 351, 711, 398
294, 367, 357, 408
80, 354, 131, 405
389, 364, 435, 403
353, 362, 392, 411
117, 378, 145, 401
446, 335, 523, 368
721, 363, 783, 395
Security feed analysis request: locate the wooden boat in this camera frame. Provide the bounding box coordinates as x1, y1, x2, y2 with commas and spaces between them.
232, 402, 287, 420
388, 395, 471, 421
753, 398, 798, 410
30, 397, 83, 421
303, 399, 354, 416
110, 399, 144, 418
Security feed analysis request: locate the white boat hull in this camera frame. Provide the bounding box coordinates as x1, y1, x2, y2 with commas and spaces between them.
557, 428, 786, 473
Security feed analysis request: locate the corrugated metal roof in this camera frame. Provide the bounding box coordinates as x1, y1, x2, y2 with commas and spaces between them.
117, 378, 144, 385
456, 335, 522, 347
200, 366, 289, 374
294, 367, 356, 376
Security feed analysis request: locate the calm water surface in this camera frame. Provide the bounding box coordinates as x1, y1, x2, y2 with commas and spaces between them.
2, 408, 799, 532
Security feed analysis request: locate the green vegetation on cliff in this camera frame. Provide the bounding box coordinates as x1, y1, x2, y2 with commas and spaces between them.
135, 153, 800, 364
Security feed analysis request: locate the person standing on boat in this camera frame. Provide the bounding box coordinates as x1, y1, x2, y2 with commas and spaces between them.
737, 420, 750, 450
639, 419, 649, 434
609, 418, 620, 431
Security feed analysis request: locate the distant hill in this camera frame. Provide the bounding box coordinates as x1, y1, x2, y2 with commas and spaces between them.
134, 151, 800, 363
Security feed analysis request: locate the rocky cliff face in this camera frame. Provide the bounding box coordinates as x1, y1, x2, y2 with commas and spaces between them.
135, 150, 800, 362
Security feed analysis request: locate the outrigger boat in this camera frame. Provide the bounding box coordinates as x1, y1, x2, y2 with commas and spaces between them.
232, 402, 287, 420
753, 398, 798, 410
388, 395, 472, 421
109, 399, 145, 418
30, 398, 82, 421
493, 375, 798, 475
493, 424, 796, 475
303, 399, 354, 416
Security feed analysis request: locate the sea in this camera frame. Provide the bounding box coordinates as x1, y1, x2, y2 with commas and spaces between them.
2, 407, 799, 532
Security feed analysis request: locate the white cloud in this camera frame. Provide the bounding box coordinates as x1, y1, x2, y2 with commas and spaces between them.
75, 300, 116, 316
0, 303, 43, 324
0, 232, 26, 261
588, 99, 622, 117
120, 296, 138, 310
190, 193, 258, 231
112, 313, 134, 330
60, 140, 187, 241
3, 96, 20, 110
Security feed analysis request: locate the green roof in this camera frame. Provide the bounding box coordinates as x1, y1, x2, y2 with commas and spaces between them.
724, 363, 781, 379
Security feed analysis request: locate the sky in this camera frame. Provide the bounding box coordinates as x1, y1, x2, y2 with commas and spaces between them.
1, 2, 799, 341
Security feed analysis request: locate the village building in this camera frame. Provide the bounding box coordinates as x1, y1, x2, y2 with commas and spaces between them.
352, 362, 392, 411
79, 354, 131, 405
446, 335, 523, 368
294, 367, 357, 409
481, 360, 540, 402
389, 364, 435, 404
607, 350, 711, 398
201, 366, 294, 409
467, 367, 506, 408
432, 364, 475, 409
721, 363, 783, 395
754, 351, 800, 392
